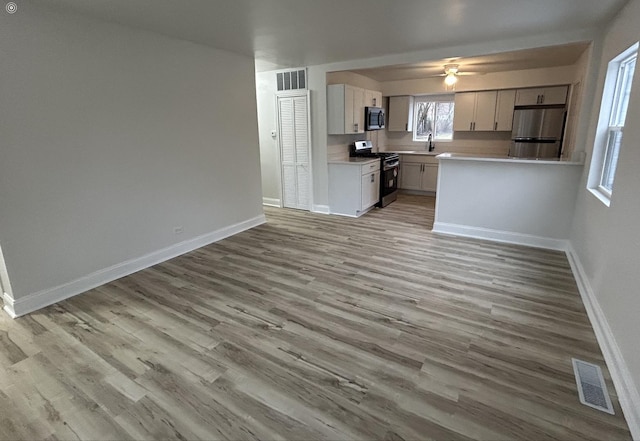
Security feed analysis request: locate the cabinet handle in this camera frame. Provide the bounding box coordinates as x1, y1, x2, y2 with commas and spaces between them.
355, 123, 359, 131
541, 94, 545, 104
405, 123, 408, 131
494, 121, 498, 131
469, 122, 473, 131
373, 98, 377, 106
370, 174, 375, 183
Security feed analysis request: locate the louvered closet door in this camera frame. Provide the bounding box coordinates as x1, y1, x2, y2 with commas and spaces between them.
278, 93, 310, 210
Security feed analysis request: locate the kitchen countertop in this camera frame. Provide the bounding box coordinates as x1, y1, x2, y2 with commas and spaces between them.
381, 150, 439, 156
328, 157, 380, 165
436, 152, 585, 165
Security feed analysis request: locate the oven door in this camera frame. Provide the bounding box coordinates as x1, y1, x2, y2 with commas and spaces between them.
379, 163, 398, 207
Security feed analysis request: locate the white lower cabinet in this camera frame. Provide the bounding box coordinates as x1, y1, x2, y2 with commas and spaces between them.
329, 160, 380, 217
399, 155, 439, 192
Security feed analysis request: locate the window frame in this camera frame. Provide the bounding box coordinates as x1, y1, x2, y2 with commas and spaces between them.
412, 94, 455, 142
588, 42, 638, 206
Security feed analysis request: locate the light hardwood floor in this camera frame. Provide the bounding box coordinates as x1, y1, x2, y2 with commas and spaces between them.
0, 194, 632, 440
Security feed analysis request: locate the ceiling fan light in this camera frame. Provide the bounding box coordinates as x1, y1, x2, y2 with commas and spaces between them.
444, 73, 458, 86
444, 64, 459, 75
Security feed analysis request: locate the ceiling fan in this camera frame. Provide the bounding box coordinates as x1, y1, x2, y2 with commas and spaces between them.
438, 64, 481, 85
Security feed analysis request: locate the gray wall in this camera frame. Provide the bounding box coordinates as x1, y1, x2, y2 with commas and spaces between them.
570, 0, 640, 417
0, 3, 263, 302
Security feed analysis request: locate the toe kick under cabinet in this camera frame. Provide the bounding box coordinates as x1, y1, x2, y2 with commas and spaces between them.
329, 159, 380, 217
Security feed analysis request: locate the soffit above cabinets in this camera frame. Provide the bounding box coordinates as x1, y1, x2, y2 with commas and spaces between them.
350, 42, 592, 82
33, 0, 623, 71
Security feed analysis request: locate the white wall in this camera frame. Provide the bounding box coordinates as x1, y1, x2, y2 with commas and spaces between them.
0, 3, 263, 314
569, 0, 640, 434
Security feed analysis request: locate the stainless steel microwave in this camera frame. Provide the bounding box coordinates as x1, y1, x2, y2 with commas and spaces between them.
365, 106, 385, 131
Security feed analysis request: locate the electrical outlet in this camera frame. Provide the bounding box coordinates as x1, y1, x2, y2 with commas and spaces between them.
173, 226, 184, 235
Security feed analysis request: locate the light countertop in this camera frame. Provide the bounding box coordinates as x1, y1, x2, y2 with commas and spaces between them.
436, 152, 585, 166
381, 150, 439, 156
328, 157, 379, 165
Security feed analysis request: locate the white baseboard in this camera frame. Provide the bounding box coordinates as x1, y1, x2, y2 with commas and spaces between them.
262, 197, 281, 207
432, 222, 568, 251
3, 214, 266, 318
312, 204, 330, 215
566, 245, 640, 440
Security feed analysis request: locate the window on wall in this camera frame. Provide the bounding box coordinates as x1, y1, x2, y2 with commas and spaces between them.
413, 95, 455, 142
588, 42, 638, 205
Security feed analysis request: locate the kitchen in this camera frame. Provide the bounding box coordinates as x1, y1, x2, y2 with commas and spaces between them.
322, 42, 589, 247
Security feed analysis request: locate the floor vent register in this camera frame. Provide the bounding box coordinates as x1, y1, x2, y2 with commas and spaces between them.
572, 358, 615, 414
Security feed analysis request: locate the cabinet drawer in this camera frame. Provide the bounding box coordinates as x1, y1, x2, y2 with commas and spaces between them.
361, 161, 380, 175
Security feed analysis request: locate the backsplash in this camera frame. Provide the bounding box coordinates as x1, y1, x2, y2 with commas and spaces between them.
379, 130, 512, 156
327, 130, 382, 160
327, 130, 512, 160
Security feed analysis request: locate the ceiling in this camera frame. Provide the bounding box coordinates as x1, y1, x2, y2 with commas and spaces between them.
35, 0, 627, 71
349, 42, 592, 82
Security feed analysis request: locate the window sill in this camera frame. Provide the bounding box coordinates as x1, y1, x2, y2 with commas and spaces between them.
588, 187, 611, 207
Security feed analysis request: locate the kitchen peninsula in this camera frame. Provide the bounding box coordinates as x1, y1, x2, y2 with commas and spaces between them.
433, 153, 585, 250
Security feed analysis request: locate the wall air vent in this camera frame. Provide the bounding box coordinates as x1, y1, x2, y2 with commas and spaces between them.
572, 358, 615, 414
276, 69, 306, 91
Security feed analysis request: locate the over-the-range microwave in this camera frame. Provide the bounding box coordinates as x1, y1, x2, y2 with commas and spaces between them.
365, 106, 385, 131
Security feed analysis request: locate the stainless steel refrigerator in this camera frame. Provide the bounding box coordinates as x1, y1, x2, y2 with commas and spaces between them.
510, 107, 566, 159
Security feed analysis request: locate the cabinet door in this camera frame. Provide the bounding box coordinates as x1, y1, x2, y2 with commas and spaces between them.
364, 89, 382, 108
540, 86, 568, 105
515, 88, 542, 106
453, 92, 477, 131
473, 91, 498, 131
421, 165, 439, 192
344, 85, 356, 134
327, 84, 346, 135
399, 162, 422, 190
361, 172, 379, 210
353, 86, 365, 133
372, 91, 383, 108
388, 96, 414, 131
495, 89, 516, 131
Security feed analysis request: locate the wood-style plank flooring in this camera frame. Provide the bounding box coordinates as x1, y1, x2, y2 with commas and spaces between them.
0, 194, 632, 440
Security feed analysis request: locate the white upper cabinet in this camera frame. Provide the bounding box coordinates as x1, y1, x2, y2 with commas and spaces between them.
388, 96, 415, 132
327, 84, 365, 134
365, 89, 383, 108
515, 86, 568, 106
454, 90, 516, 132
495, 89, 516, 131
453, 91, 497, 131
452, 93, 477, 132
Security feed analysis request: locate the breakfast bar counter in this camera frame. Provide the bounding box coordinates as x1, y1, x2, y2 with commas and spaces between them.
433, 152, 585, 250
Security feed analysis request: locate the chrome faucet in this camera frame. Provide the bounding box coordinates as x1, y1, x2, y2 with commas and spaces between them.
427, 133, 434, 152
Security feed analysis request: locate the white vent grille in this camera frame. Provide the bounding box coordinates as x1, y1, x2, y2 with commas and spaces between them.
572, 358, 614, 414
276, 69, 306, 91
